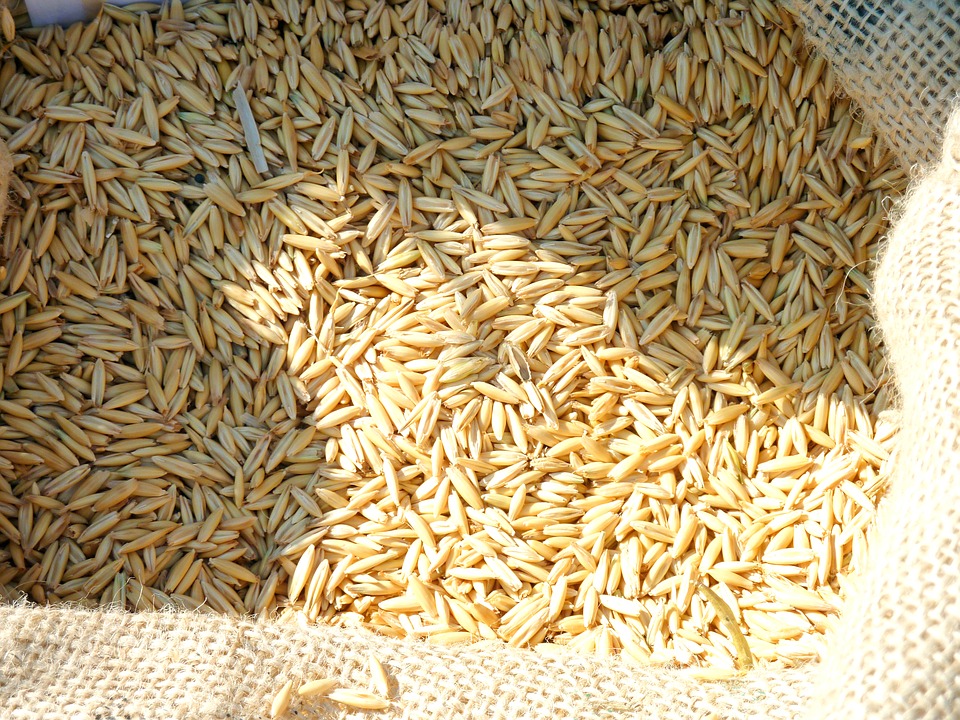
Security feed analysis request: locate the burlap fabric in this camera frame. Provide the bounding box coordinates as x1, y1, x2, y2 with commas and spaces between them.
0, 605, 814, 719
788, 0, 960, 168
0, 1, 958, 718
808, 109, 960, 720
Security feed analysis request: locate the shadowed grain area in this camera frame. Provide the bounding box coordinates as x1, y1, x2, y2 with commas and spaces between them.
0, 0, 905, 675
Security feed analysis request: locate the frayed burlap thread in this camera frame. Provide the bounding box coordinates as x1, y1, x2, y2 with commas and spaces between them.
807, 107, 960, 719
0, 605, 815, 719
787, 0, 959, 168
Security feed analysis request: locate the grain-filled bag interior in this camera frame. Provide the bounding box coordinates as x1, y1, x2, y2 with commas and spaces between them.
0, 0, 957, 718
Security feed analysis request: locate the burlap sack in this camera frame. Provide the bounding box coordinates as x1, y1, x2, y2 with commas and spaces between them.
0, 1, 957, 718
788, 0, 960, 168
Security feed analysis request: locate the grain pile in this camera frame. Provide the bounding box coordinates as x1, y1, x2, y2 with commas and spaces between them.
0, 0, 905, 675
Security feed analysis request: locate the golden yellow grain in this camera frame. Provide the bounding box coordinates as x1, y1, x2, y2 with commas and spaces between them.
0, 0, 904, 674
270, 679, 294, 718
369, 654, 390, 697
327, 689, 390, 711
297, 678, 338, 698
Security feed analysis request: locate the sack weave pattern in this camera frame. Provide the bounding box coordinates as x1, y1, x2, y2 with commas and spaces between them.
0, 606, 814, 719
788, 0, 959, 167
808, 109, 960, 720
1, 2, 960, 719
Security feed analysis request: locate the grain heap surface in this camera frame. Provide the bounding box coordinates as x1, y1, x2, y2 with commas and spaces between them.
0, 0, 905, 673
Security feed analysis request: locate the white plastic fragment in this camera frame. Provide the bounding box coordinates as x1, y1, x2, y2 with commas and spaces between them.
24, 0, 140, 27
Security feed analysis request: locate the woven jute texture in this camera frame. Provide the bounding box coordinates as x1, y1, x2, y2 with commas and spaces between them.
806, 106, 960, 720
788, 0, 960, 168
0, 605, 814, 719
1, 2, 959, 720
